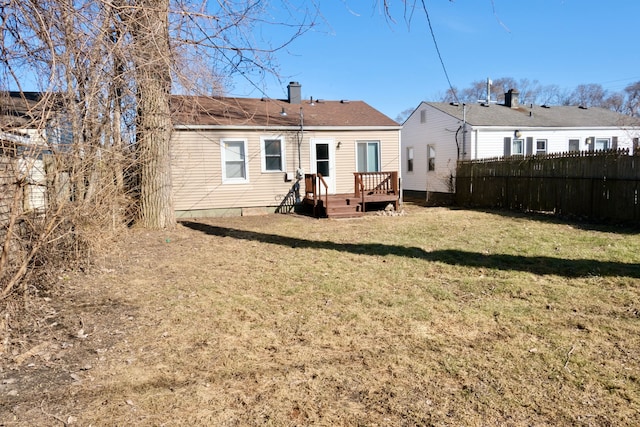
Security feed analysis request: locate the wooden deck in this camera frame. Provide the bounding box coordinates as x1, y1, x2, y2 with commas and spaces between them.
303, 172, 400, 218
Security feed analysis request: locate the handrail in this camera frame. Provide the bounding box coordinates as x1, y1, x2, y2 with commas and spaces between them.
317, 173, 328, 216
304, 173, 329, 217
354, 171, 398, 194
354, 173, 365, 208
306, 171, 399, 216
304, 173, 316, 205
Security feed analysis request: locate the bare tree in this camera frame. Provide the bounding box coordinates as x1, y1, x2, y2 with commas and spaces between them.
0, 1, 129, 300
438, 87, 460, 104
567, 83, 607, 108
0, 0, 316, 303
127, 0, 175, 229
395, 108, 415, 124
624, 81, 640, 117
537, 84, 566, 106
603, 92, 625, 113
491, 77, 518, 103
460, 79, 490, 104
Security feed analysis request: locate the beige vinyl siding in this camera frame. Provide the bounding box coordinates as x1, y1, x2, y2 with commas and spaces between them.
172, 129, 298, 211
172, 127, 400, 212
305, 129, 399, 194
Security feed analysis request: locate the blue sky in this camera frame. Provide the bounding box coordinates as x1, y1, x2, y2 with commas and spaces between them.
228, 0, 640, 120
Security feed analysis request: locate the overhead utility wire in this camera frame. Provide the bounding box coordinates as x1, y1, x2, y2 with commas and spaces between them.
420, 0, 458, 104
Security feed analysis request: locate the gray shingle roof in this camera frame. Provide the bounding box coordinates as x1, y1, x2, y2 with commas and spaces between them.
426, 102, 638, 128
0, 92, 55, 128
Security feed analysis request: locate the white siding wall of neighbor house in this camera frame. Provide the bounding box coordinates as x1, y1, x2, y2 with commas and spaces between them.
172, 128, 400, 215
402, 103, 461, 194
20, 158, 47, 211
401, 107, 426, 193
2, 129, 50, 212
472, 128, 634, 159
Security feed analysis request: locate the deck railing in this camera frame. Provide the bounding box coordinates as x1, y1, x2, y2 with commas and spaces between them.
304, 171, 399, 216
304, 173, 328, 216
354, 171, 399, 212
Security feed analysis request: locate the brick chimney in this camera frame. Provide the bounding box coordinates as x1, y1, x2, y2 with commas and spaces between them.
505, 89, 519, 108
287, 81, 301, 104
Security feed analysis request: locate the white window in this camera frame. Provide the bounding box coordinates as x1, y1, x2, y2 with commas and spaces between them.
512, 139, 524, 155
536, 139, 547, 155
221, 139, 249, 183
356, 141, 380, 172
406, 147, 414, 173
427, 145, 436, 171
595, 138, 610, 151
261, 136, 285, 172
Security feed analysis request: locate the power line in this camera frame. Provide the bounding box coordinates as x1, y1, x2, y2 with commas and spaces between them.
419, 0, 458, 103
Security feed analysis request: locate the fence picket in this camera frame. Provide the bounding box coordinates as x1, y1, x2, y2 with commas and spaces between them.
456, 149, 639, 222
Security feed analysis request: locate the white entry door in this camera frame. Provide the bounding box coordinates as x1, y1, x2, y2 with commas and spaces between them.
310, 138, 336, 194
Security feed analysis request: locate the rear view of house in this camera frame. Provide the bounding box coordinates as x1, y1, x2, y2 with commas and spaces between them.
402, 89, 640, 202
171, 82, 401, 218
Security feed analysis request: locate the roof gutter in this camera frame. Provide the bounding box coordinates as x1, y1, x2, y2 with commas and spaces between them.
473, 125, 632, 132
173, 124, 403, 131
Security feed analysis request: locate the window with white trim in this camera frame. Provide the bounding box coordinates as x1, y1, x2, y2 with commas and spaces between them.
356, 140, 380, 172
261, 136, 285, 172
512, 139, 524, 155
427, 145, 436, 171
536, 139, 547, 155
221, 139, 249, 183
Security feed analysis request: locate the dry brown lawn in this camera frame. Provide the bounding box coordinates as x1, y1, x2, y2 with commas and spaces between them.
1, 204, 639, 426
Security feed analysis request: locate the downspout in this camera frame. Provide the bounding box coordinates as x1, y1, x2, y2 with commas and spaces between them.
462, 103, 467, 159
398, 128, 402, 206
298, 106, 303, 170
294, 107, 304, 204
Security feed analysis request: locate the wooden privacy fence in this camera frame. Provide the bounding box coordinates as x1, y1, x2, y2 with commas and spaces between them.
456, 149, 640, 222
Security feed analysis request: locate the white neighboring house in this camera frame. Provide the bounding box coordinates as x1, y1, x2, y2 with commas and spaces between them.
1, 92, 57, 213
0, 131, 52, 213
401, 89, 640, 201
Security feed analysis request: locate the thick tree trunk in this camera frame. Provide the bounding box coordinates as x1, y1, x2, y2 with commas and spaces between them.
131, 0, 175, 229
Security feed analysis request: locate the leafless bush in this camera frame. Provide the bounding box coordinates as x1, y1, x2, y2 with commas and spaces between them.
0, 134, 137, 358
0, 0, 319, 352
0, 150, 131, 269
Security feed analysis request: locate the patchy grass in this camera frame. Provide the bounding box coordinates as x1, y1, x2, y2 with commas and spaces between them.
2, 205, 640, 426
